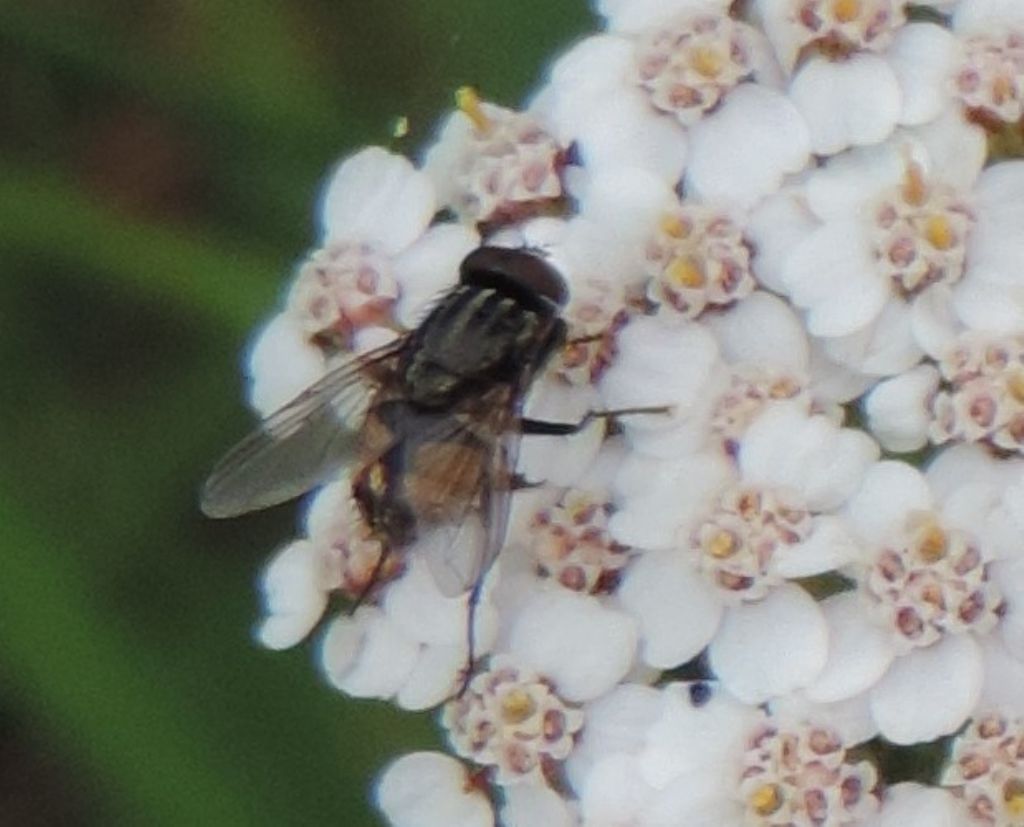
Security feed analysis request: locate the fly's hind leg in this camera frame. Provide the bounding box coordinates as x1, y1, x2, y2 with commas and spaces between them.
455, 576, 486, 698
519, 404, 672, 436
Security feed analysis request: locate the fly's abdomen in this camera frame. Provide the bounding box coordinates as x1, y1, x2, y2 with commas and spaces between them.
352, 448, 418, 549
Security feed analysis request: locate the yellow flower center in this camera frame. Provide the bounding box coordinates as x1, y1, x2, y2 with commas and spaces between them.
924, 214, 954, 251
690, 45, 725, 79
916, 523, 948, 563
832, 0, 862, 23
707, 530, 737, 559
750, 782, 784, 816
1004, 778, 1024, 816
500, 688, 536, 724
1007, 370, 1024, 403
666, 257, 706, 288
660, 213, 689, 238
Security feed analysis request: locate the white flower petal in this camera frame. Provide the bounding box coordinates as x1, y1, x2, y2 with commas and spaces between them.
686, 84, 810, 209
600, 317, 721, 410
773, 515, 863, 578
803, 137, 904, 221
246, 313, 326, 417
376, 752, 493, 827
997, 558, 1024, 660
770, 691, 879, 746
954, 0, 1024, 32
740, 404, 879, 510
618, 551, 724, 669
978, 637, 1024, 718
863, 365, 941, 453
393, 223, 478, 328
876, 783, 962, 827
886, 23, 959, 126
708, 584, 828, 703
780, 220, 884, 334
909, 284, 959, 359
255, 539, 330, 650
845, 461, 931, 546
611, 451, 733, 549
538, 34, 635, 108
566, 683, 662, 790
706, 291, 810, 375
384, 557, 477, 646
509, 589, 637, 702
501, 785, 574, 827
641, 682, 759, 784
805, 592, 896, 703
320, 147, 435, 254
321, 608, 418, 699
823, 298, 923, 376
395, 644, 465, 711
952, 278, 1024, 334
519, 381, 604, 487
869, 634, 983, 744
906, 108, 987, 192
579, 754, 651, 825
581, 92, 689, 183
747, 190, 819, 294
789, 55, 901, 155
578, 167, 678, 253
808, 343, 877, 404
537, 36, 689, 184
642, 772, 741, 825
969, 162, 1024, 283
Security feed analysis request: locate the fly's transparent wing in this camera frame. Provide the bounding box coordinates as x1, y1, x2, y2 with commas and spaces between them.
200, 342, 404, 518
414, 393, 520, 597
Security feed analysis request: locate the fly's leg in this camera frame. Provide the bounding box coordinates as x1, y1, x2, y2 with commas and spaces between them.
456, 576, 485, 697
519, 405, 672, 436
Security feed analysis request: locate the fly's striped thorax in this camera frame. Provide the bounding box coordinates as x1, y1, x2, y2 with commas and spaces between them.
402, 284, 553, 407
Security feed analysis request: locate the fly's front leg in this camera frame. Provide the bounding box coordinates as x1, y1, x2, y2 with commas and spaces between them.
519, 405, 672, 436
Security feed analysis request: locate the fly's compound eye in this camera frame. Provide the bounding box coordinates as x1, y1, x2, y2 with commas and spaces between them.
460, 246, 568, 308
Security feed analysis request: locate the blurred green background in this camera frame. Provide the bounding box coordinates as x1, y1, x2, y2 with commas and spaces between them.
0, 2, 592, 823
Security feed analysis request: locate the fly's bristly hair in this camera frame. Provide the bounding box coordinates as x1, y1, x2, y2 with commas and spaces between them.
201, 247, 569, 609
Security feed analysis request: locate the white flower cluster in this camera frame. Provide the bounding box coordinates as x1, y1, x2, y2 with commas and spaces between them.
237, 0, 1024, 824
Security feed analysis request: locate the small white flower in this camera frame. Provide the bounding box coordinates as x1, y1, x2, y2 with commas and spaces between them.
760, 113, 1024, 377
533, 34, 689, 184
424, 88, 566, 226
442, 654, 584, 786
376, 751, 493, 827
809, 455, 1022, 743
246, 147, 477, 416
319, 555, 499, 710
528, 487, 631, 594
568, 681, 879, 826
506, 586, 639, 703
613, 402, 876, 702
536, 3, 811, 207
940, 711, 1024, 825
754, 1, 955, 154
602, 291, 841, 458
